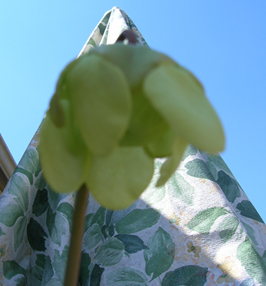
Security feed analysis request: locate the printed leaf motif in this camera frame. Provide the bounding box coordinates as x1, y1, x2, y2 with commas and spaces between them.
14, 216, 27, 252
78, 252, 91, 286
84, 223, 102, 250
46, 207, 56, 236
0, 204, 23, 227
207, 154, 233, 176
51, 212, 67, 246
7, 174, 29, 212
95, 237, 124, 267
237, 200, 264, 223
34, 173, 47, 190
0, 226, 5, 237
110, 203, 137, 225
91, 206, 106, 228
36, 253, 46, 270
216, 216, 239, 243
186, 207, 229, 235
14, 277, 26, 286
115, 234, 148, 253
241, 221, 259, 245
237, 237, 266, 285
168, 173, 194, 205
205, 161, 218, 180
18, 148, 39, 174
106, 267, 148, 286
162, 265, 208, 286
46, 206, 69, 246
47, 187, 60, 211
42, 256, 54, 285
30, 272, 42, 286
45, 278, 62, 286
108, 224, 115, 237
141, 160, 166, 206
98, 22, 106, 36
27, 218, 47, 251
101, 225, 108, 239
3, 260, 26, 280
185, 159, 215, 182
263, 251, 266, 265
115, 208, 160, 234
57, 202, 74, 229
84, 213, 94, 232
239, 278, 255, 286
216, 171, 240, 203
54, 246, 69, 282
182, 144, 198, 161
15, 167, 33, 185
105, 210, 114, 227
30, 254, 46, 286
32, 189, 49, 217
34, 156, 42, 177
88, 37, 96, 47
90, 264, 104, 286
144, 227, 175, 280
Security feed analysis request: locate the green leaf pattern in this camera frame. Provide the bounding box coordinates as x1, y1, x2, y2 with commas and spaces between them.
0, 7, 265, 286
144, 227, 175, 280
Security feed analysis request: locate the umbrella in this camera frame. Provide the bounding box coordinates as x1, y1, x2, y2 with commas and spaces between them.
0, 134, 16, 192
0, 7, 265, 285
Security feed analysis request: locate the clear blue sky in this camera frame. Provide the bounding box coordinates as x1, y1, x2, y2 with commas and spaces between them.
1, 1, 266, 222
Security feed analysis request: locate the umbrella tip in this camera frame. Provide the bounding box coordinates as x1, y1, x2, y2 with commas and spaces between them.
116, 30, 137, 45
111, 6, 120, 11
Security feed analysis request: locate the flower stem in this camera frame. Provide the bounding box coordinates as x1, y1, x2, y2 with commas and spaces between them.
64, 184, 89, 286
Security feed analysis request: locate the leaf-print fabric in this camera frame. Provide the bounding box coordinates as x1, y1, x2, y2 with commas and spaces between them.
0, 6, 266, 286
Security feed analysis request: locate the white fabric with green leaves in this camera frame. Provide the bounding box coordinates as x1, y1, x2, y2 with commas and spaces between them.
0, 7, 265, 286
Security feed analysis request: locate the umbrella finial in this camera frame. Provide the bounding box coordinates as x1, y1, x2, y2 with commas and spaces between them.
116, 29, 137, 45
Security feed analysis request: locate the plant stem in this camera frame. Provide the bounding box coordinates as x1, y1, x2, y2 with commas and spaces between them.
64, 184, 89, 286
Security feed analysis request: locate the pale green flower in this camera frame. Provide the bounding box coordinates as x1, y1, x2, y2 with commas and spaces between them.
40, 43, 225, 210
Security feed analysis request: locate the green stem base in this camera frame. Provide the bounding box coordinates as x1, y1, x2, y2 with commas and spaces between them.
64, 184, 89, 286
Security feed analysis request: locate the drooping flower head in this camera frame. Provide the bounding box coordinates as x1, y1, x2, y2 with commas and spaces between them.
40, 34, 225, 210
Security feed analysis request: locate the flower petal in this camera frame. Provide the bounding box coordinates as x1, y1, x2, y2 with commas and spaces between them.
48, 94, 65, 128
67, 54, 132, 156
119, 90, 169, 146
143, 64, 225, 153
86, 146, 154, 210
145, 129, 175, 158
39, 100, 90, 193
93, 44, 175, 88
156, 137, 187, 187
48, 59, 78, 127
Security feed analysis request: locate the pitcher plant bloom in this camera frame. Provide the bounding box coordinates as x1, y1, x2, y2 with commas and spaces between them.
39, 42, 225, 210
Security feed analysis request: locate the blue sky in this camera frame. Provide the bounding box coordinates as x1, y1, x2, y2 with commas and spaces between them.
1, 1, 266, 222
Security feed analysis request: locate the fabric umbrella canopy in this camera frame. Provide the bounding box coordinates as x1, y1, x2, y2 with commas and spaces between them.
0, 7, 265, 286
